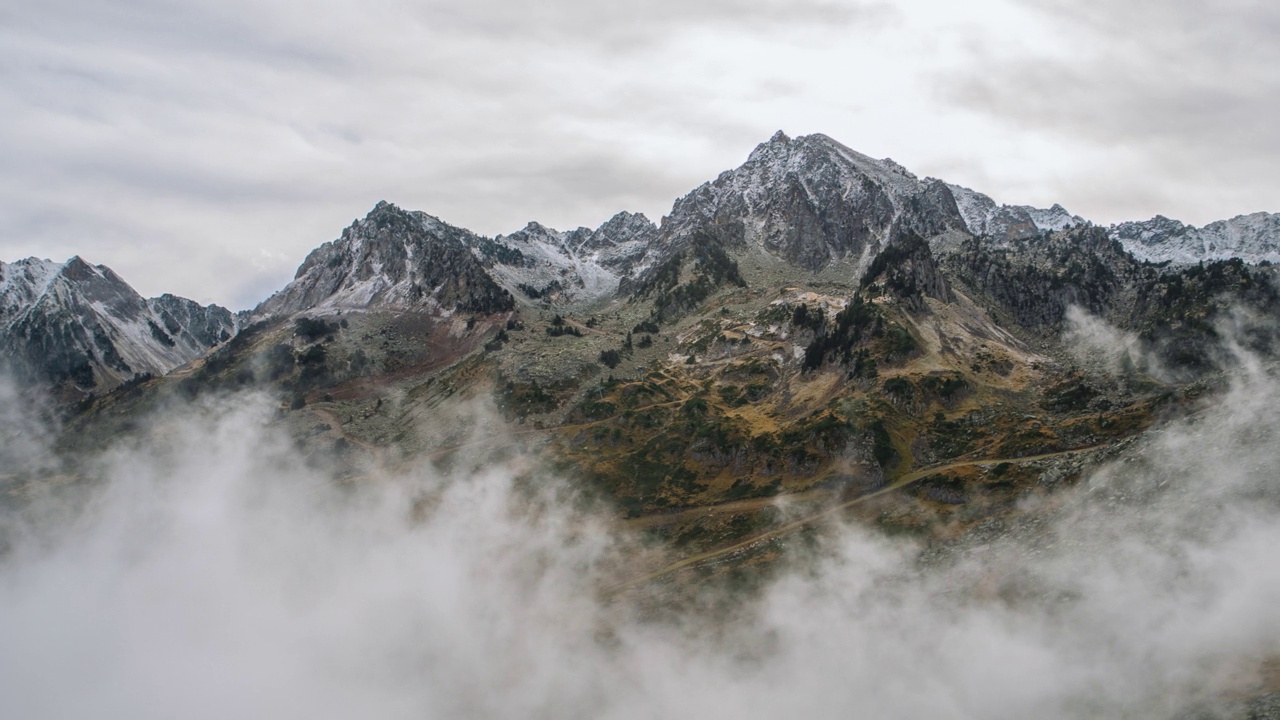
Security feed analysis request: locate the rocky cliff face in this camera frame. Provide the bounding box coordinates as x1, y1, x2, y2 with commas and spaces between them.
939, 227, 1136, 331
147, 294, 238, 349
0, 257, 235, 396
253, 201, 515, 319
936, 225, 1280, 374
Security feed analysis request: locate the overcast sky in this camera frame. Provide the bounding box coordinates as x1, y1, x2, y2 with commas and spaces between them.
3, 0, 1276, 309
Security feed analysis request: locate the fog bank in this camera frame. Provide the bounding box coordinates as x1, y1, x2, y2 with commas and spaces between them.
2, 359, 1280, 718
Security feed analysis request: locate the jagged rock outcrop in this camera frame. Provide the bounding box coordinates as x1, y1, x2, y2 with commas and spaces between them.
147, 294, 239, 348
939, 227, 1131, 331
937, 225, 1280, 373
862, 235, 952, 311
253, 201, 514, 319
0, 257, 235, 396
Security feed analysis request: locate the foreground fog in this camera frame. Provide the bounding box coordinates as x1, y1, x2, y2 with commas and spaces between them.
2, 351, 1280, 718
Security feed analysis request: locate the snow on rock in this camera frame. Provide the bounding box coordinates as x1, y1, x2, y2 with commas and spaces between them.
0, 258, 62, 329
253, 201, 515, 319
0, 256, 236, 393
657, 131, 969, 271
946, 183, 1089, 243
477, 211, 659, 306
1110, 212, 1280, 266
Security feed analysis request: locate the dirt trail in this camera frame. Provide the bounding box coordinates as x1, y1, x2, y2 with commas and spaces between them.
621, 488, 834, 530
612, 443, 1113, 592
307, 406, 388, 466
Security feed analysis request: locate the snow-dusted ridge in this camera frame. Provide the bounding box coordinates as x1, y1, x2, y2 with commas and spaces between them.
946, 183, 1089, 243
1109, 212, 1280, 266
938, 182, 1280, 268
251, 131, 1280, 324
653, 131, 970, 272
0, 257, 63, 330
8, 131, 1280, 399
0, 256, 236, 393
478, 211, 660, 306
252, 202, 515, 320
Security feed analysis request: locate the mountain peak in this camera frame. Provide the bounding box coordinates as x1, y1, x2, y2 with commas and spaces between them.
253, 203, 514, 318
746, 131, 794, 163
663, 130, 967, 271
59, 255, 99, 282
593, 211, 655, 237
0, 254, 235, 397
519, 220, 557, 234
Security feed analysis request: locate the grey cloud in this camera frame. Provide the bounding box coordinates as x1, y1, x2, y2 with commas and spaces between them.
941, 0, 1280, 224
400, 0, 895, 52
1, 0, 889, 307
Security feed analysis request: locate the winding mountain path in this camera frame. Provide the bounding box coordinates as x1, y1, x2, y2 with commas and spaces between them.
612, 443, 1113, 592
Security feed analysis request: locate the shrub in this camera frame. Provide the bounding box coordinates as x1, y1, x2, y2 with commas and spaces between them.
295, 317, 337, 341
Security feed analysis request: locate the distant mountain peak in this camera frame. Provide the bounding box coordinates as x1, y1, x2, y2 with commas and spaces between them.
0, 255, 235, 398
253, 203, 514, 319
1110, 211, 1280, 266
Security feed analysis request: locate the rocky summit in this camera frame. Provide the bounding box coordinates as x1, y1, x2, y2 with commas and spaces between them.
0, 256, 235, 400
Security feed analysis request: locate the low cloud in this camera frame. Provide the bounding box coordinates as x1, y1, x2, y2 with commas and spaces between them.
4, 333, 1280, 716
1062, 305, 1170, 382
0, 374, 61, 479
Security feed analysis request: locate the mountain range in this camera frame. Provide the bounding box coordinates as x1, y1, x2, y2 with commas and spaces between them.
6, 129, 1280, 718
1, 131, 1277, 523
6, 131, 1277, 403
1, 131, 1267, 514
